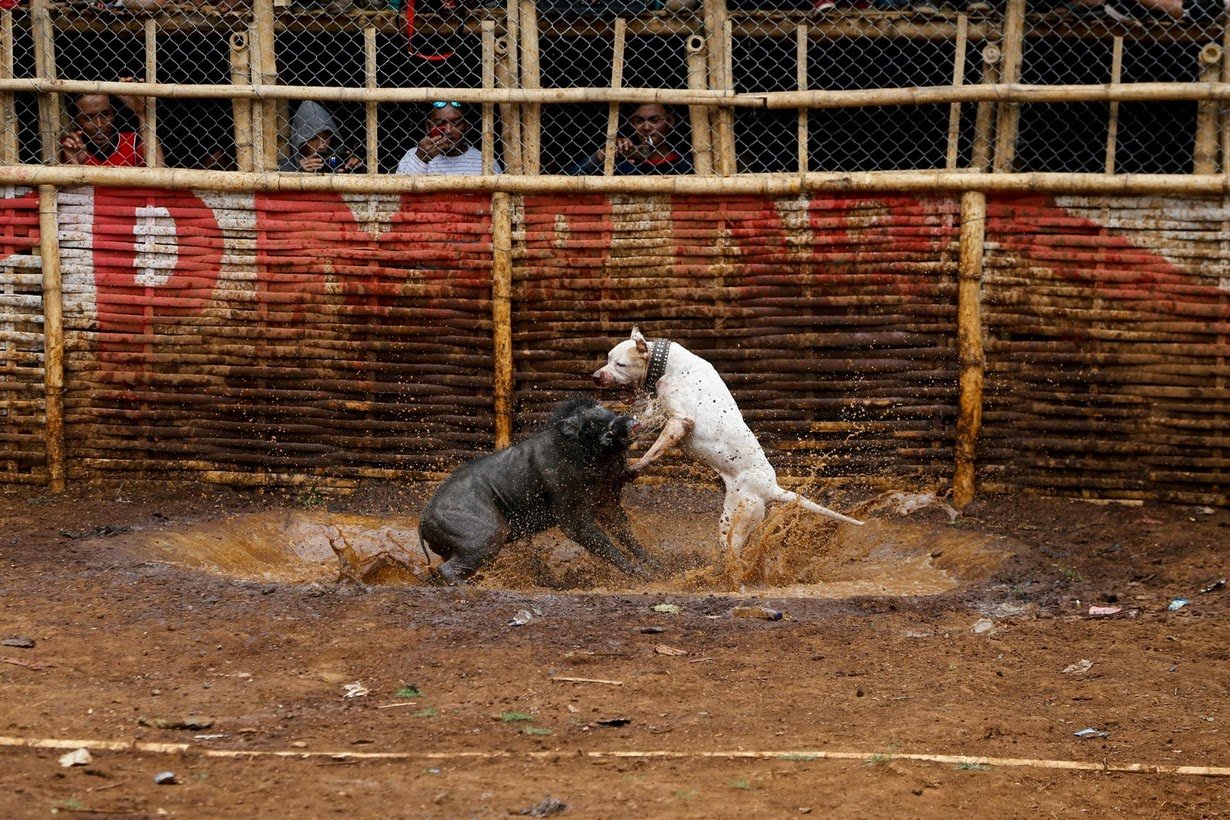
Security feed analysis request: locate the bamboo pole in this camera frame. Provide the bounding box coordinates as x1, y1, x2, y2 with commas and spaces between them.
518, 0, 541, 175
253, 0, 279, 171
499, 0, 523, 175
5, 164, 1230, 196
1105, 35, 1123, 175
953, 189, 985, 509
143, 19, 160, 169
719, 18, 736, 174
1223, 20, 1230, 174
969, 41, 998, 171
30, 0, 59, 165
1, 9, 16, 165
482, 20, 496, 175
946, 14, 968, 170
491, 191, 514, 450
10, 77, 1230, 109
604, 18, 627, 178
1192, 42, 1222, 174
796, 23, 808, 175
230, 32, 254, 173
685, 34, 713, 176
991, 0, 1026, 173
364, 26, 379, 173
703, 0, 733, 175
37, 186, 64, 493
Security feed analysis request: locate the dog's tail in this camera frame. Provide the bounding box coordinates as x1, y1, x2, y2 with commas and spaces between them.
775, 488, 865, 527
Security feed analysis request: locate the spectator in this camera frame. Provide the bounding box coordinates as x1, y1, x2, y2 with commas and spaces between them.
60, 85, 163, 167
194, 146, 237, 172
395, 101, 500, 175
567, 103, 693, 176
279, 100, 365, 173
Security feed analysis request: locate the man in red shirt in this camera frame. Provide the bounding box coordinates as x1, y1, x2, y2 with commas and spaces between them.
59, 89, 162, 167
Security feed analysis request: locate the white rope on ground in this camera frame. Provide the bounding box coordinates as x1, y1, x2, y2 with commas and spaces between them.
1, 735, 1228, 777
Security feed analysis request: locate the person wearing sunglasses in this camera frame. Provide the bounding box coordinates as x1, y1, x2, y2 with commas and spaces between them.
567, 103, 693, 176
396, 101, 502, 175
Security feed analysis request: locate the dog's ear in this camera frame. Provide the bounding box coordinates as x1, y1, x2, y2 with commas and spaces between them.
631, 326, 649, 355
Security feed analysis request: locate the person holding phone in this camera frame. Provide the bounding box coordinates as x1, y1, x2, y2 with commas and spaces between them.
279, 100, 365, 174
60, 82, 164, 168
396, 101, 501, 176
567, 103, 693, 176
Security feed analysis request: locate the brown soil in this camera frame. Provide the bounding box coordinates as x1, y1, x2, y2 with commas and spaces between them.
1, 478, 1227, 818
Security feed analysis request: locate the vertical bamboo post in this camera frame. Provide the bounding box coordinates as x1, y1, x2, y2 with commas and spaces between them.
481, 21, 496, 174
1, 10, 17, 164
953, 190, 986, 509
30, 0, 59, 164
518, 0, 541, 175
718, 18, 736, 174
703, 0, 733, 175
991, 0, 1026, 173
38, 185, 65, 492
604, 19, 627, 177
685, 34, 712, 175
230, 32, 254, 172
946, 14, 969, 170
364, 26, 379, 172
1105, 35, 1123, 175
143, 19, 160, 168
969, 44, 999, 171
796, 23, 808, 174
499, 0, 523, 175
1222, 21, 1230, 172
1193, 43, 1222, 174
253, 0, 278, 171
491, 191, 514, 450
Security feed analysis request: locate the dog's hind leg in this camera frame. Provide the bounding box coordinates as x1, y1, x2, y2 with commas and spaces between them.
720, 489, 766, 556
774, 488, 864, 527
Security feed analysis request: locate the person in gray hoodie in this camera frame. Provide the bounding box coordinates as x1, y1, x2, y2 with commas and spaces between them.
279, 101, 365, 173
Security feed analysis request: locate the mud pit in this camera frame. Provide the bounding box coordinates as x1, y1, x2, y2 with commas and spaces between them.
122, 489, 1011, 600
2, 480, 1228, 818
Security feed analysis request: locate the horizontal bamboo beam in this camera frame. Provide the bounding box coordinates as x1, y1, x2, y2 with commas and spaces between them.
3, 164, 1229, 196
10, 78, 1230, 110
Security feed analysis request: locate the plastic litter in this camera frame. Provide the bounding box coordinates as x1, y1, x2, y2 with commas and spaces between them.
972, 618, 995, 634
1062, 659, 1093, 675
58, 748, 92, 768
153, 771, 179, 785
1074, 728, 1109, 739
508, 609, 534, 626
1088, 605, 1122, 617
1167, 598, 1189, 611
1198, 577, 1226, 594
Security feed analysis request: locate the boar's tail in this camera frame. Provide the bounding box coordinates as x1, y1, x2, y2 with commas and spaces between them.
418, 527, 433, 564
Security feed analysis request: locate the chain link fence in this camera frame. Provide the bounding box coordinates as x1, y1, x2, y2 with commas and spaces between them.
2, 1, 1226, 174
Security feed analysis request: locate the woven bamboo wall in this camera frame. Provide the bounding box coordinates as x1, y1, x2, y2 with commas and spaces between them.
1, 186, 1228, 504
981, 194, 1230, 505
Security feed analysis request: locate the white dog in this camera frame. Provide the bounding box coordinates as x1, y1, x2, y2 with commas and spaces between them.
593, 327, 863, 554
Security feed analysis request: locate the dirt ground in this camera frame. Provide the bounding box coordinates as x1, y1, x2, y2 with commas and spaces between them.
1, 476, 1228, 819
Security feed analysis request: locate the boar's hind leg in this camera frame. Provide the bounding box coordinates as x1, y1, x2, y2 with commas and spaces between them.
433, 517, 508, 585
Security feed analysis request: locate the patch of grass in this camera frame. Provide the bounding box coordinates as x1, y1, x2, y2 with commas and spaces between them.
522, 726, 553, 736
414, 707, 438, 718
956, 760, 990, 771
296, 487, 325, 509
50, 799, 85, 814
500, 711, 534, 723
864, 747, 898, 767
779, 753, 818, 762
395, 685, 422, 699
1056, 564, 1084, 583
675, 789, 699, 801
728, 779, 752, 791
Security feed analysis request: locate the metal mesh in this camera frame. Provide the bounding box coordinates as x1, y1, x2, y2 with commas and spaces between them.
8, 2, 1226, 173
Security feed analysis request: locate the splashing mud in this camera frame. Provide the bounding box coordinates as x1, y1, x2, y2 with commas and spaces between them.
116, 488, 1013, 598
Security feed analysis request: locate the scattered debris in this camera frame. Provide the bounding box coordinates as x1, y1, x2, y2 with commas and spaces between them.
59, 525, 132, 540
1167, 598, 1189, 612
1, 636, 34, 649
1087, 605, 1122, 617
654, 644, 688, 656
59, 748, 92, 768
971, 618, 995, 634
651, 603, 681, 615
153, 771, 179, 785
1198, 577, 1226, 595
550, 676, 624, 686
1062, 659, 1094, 675
596, 717, 631, 728
508, 609, 535, 627
1195, 506, 1215, 515
730, 605, 783, 621
518, 795, 567, 817
1073, 728, 1109, 739
639, 626, 667, 634
138, 717, 214, 731
342, 682, 369, 699
0, 656, 51, 670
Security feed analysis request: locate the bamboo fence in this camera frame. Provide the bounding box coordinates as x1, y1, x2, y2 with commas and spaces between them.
0, 3, 1226, 507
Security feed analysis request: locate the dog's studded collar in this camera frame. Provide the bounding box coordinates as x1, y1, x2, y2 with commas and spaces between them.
643, 338, 672, 396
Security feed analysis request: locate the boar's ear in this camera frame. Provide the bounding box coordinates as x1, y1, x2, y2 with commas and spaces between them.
555, 413, 584, 441
631, 326, 649, 355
